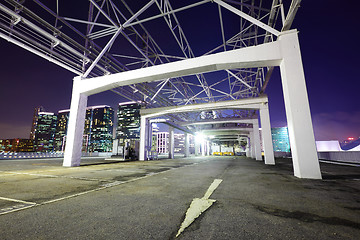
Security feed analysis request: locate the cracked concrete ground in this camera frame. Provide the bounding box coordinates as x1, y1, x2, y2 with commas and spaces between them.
0, 156, 359, 239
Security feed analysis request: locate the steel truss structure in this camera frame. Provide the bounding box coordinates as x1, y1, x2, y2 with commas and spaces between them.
0, 0, 300, 123
1, 1, 323, 179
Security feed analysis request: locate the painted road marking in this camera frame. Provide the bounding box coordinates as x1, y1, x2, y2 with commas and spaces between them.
0, 197, 37, 215
176, 179, 223, 238
0, 196, 36, 205
0, 160, 209, 216
0, 171, 104, 182
0, 204, 37, 215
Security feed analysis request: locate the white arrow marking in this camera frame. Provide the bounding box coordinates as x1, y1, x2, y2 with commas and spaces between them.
176, 179, 223, 238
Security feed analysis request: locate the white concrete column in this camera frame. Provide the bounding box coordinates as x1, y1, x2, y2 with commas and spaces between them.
253, 120, 262, 161
260, 104, 275, 165
168, 126, 174, 159
279, 30, 321, 179
112, 139, 119, 155
63, 76, 88, 167
139, 116, 149, 161
249, 133, 255, 158
184, 133, 190, 157
201, 139, 206, 156
206, 141, 210, 156
195, 141, 200, 156
245, 136, 251, 157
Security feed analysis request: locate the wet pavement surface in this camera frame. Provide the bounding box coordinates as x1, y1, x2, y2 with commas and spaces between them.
0, 156, 359, 239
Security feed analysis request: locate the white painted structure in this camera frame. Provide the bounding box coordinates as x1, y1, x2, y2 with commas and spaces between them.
316, 140, 360, 152
0, 1, 321, 179
316, 141, 342, 152
63, 30, 321, 179
140, 97, 269, 162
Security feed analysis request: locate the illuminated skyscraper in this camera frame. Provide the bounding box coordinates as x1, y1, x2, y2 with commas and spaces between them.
156, 132, 168, 154
116, 102, 141, 141
54, 109, 70, 151
84, 105, 114, 152
30, 106, 45, 141
33, 112, 57, 152
271, 127, 290, 152
54, 106, 114, 152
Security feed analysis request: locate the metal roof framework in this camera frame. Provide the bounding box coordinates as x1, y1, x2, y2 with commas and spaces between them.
0, 1, 324, 179
0, 0, 300, 123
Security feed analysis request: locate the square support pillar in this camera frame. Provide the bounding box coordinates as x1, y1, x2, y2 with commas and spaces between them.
260, 104, 275, 165
249, 132, 255, 158
245, 136, 251, 157
253, 120, 262, 161
206, 141, 210, 156
195, 141, 200, 156
201, 139, 206, 156
139, 116, 149, 161
279, 30, 322, 179
63, 76, 88, 167
168, 126, 174, 159
184, 133, 190, 157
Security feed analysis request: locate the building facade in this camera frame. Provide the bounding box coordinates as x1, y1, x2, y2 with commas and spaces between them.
33, 112, 57, 152
53, 106, 114, 152
85, 105, 114, 152
155, 132, 192, 154
30, 106, 45, 141
0, 139, 34, 152
271, 127, 290, 152
116, 102, 141, 141
156, 132, 168, 154
54, 109, 70, 151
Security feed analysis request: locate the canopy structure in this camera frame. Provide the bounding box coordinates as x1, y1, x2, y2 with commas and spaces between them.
0, 1, 321, 178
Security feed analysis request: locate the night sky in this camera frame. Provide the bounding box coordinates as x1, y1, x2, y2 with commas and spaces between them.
0, 1, 359, 141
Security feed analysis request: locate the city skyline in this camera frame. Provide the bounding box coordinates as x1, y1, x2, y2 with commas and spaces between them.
0, 1, 359, 141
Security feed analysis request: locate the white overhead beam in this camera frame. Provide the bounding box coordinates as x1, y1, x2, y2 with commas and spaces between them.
140, 96, 268, 118
150, 118, 194, 134
77, 41, 282, 96
201, 129, 252, 135
180, 118, 257, 126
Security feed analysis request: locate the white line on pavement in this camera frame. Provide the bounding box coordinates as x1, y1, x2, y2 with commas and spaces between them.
0, 196, 36, 205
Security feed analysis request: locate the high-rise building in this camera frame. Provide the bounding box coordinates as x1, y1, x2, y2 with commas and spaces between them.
271, 127, 290, 152
53, 106, 114, 152
156, 132, 169, 154
174, 133, 185, 153
116, 102, 141, 141
85, 105, 114, 152
30, 106, 45, 141
155, 132, 192, 154
54, 109, 70, 151
34, 112, 57, 152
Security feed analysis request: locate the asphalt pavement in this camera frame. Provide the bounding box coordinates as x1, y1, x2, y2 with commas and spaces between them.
0, 156, 359, 239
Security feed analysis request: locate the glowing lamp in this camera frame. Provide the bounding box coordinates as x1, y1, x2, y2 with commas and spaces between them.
195, 132, 205, 143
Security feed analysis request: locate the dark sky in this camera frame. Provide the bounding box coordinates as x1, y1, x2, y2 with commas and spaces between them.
0, 0, 359, 141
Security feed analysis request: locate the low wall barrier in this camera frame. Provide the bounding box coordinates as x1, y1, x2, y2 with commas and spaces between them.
0, 152, 64, 159
318, 151, 360, 164
274, 152, 291, 158
0, 152, 113, 160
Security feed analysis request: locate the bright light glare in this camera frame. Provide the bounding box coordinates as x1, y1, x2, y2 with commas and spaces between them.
195, 132, 205, 143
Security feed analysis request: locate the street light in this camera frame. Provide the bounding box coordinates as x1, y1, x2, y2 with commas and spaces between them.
195, 132, 205, 143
